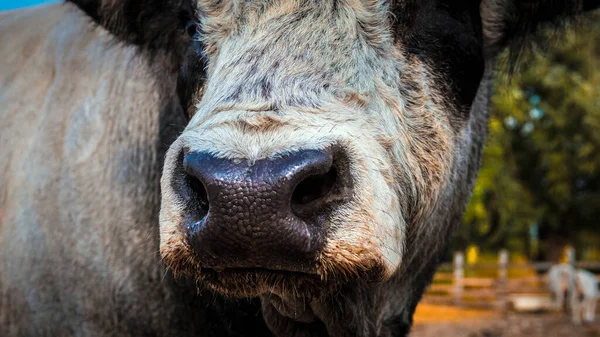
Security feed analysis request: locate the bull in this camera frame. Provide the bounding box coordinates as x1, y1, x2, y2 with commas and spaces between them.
0, 1, 598, 336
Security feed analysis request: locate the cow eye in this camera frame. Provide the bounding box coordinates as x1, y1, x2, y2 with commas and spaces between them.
185, 20, 200, 40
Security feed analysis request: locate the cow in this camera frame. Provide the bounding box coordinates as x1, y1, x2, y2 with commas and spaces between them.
547, 264, 575, 312
574, 269, 599, 324
0, 1, 598, 336
546, 264, 599, 324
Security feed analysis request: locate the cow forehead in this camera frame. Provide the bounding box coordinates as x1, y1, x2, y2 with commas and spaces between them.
192, 0, 412, 112
189, 0, 484, 114
197, 0, 393, 44
185, 1, 458, 162
198, 0, 394, 18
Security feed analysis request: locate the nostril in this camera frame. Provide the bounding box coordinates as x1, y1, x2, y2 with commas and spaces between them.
186, 174, 209, 216
291, 166, 337, 208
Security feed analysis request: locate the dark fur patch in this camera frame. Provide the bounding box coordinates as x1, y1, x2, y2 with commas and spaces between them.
177, 42, 208, 118
67, 0, 194, 69
484, 0, 600, 60
391, 0, 485, 113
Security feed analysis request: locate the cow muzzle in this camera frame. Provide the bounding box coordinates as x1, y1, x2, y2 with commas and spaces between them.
169, 146, 351, 276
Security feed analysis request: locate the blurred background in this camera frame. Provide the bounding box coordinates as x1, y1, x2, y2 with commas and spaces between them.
413, 10, 600, 337
2, 1, 599, 337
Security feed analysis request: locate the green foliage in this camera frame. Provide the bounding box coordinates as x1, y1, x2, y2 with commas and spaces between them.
456, 13, 600, 259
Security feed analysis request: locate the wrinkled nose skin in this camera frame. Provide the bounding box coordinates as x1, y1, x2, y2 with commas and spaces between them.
177, 149, 336, 274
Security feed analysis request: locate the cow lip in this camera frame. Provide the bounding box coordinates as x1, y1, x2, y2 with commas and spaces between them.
199, 266, 328, 302
201, 267, 320, 277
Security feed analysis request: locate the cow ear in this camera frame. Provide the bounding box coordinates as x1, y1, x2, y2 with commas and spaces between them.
68, 0, 193, 59
481, 0, 600, 58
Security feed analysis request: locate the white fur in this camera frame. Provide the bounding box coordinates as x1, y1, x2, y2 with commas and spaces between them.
574, 269, 598, 323
547, 264, 598, 324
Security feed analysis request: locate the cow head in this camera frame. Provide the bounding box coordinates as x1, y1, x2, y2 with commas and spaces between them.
70, 0, 598, 336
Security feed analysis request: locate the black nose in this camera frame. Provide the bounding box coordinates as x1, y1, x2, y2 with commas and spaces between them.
177, 149, 344, 273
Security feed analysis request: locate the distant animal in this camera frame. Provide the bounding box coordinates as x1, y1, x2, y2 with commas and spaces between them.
547, 264, 598, 324
573, 269, 598, 323
1, 1, 599, 336
547, 264, 575, 311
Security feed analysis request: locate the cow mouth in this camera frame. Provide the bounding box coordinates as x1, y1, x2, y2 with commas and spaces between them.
199, 267, 328, 298
201, 267, 321, 282
202, 267, 319, 275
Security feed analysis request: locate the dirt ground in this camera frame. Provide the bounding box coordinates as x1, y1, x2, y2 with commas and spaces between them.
410, 304, 600, 337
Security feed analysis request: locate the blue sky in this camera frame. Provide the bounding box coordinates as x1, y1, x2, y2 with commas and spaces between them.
0, 0, 59, 11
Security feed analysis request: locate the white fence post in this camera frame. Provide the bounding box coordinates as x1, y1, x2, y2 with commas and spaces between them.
453, 252, 464, 306
497, 249, 509, 312
566, 247, 576, 266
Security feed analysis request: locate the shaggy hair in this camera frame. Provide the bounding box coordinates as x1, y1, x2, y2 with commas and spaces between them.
0, 1, 595, 337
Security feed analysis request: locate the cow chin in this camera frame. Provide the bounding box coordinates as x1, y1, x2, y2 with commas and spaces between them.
198, 268, 325, 299
158, 108, 405, 300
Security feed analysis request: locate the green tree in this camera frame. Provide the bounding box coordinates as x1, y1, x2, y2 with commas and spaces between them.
456, 13, 600, 261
